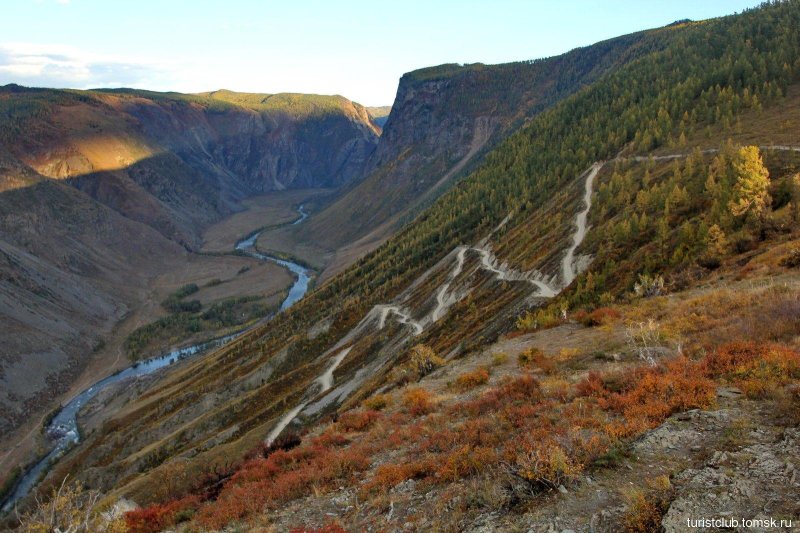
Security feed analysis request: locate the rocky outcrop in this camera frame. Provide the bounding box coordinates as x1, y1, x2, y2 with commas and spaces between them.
662, 427, 800, 532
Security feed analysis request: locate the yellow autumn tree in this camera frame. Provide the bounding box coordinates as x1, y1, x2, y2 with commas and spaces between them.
729, 146, 771, 219
706, 224, 728, 256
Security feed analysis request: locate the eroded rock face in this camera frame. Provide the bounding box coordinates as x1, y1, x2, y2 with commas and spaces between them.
117, 96, 380, 193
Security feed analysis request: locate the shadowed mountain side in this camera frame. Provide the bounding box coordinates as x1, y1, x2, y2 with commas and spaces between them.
0, 178, 186, 436
66, 153, 231, 250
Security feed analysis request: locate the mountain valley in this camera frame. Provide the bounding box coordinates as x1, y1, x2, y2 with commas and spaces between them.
2, 2, 800, 532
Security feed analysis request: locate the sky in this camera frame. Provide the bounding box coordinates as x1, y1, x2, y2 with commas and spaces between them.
0, 0, 765, 106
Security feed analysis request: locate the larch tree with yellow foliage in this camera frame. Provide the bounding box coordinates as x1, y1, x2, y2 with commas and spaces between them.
729, 146, 771, 223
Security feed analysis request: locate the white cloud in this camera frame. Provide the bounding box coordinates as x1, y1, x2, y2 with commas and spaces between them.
0, 43, 168, 89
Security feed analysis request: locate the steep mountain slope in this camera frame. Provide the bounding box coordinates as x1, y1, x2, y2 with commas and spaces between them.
22, 4, 800, 531
290, 28, 677, 278
0, 88, 378, 453
0, 178, 186, 437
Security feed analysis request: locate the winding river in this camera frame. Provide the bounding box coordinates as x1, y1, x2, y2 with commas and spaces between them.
1, 207, 312, 513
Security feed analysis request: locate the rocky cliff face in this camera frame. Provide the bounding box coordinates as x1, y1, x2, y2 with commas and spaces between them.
206, 104, 377, 192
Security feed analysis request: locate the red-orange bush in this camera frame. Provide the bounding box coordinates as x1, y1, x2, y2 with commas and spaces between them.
702, 341, 800, 397
362, 393, 391, 410
576, 357, 716, 433
437, 445, 498, 481
363, 458, 436, 493
576, 307, 621, 327
518, 348, 556, 373
125, 495, 200, 533
453, 367, 490, 391
337, 409, 382, 432
196, 437, 371, 529
457, 374, 541, 416
403, 388, 435, 416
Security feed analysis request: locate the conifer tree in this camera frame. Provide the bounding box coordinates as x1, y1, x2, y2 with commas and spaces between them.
729, 146, 771, 219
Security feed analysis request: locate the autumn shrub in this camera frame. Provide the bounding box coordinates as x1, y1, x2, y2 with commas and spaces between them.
516, 306, 563, 331
337, 410, 382, 432
633, 274, 665, 297
491, 352, 509, 366
125, 495, 200, 533
402, 388, 435, 416
622, 490, 665, 532
437, 445, 498, 481
772, 385, 800, 425
621, 475, 673, 533
196, 441, 371, 528
577, 306, 621, 327
363, 458, 436, 493
702, 341, 800, 398
518, 348, 555, 374
19, 478, 127, 533
540, 377, 572, 401
575, 357, 716, 437
507, 440, 582, 492
458, 374, 542, 416
452, 367, 490, 391
362, 393, 391, 411
311, 430, 351, 449
780, 246, 800, 267
408, 344, 446, 377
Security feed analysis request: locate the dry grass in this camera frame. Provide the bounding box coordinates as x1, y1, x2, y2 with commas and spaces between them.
624, 277, 800, 350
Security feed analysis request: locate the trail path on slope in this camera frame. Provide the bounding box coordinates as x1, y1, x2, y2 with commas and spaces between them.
431, 247, 467, 322
375, 305, 424, 335
561, 162, 602, 287
628, 144, 800, 162
265, 346, 352, 445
